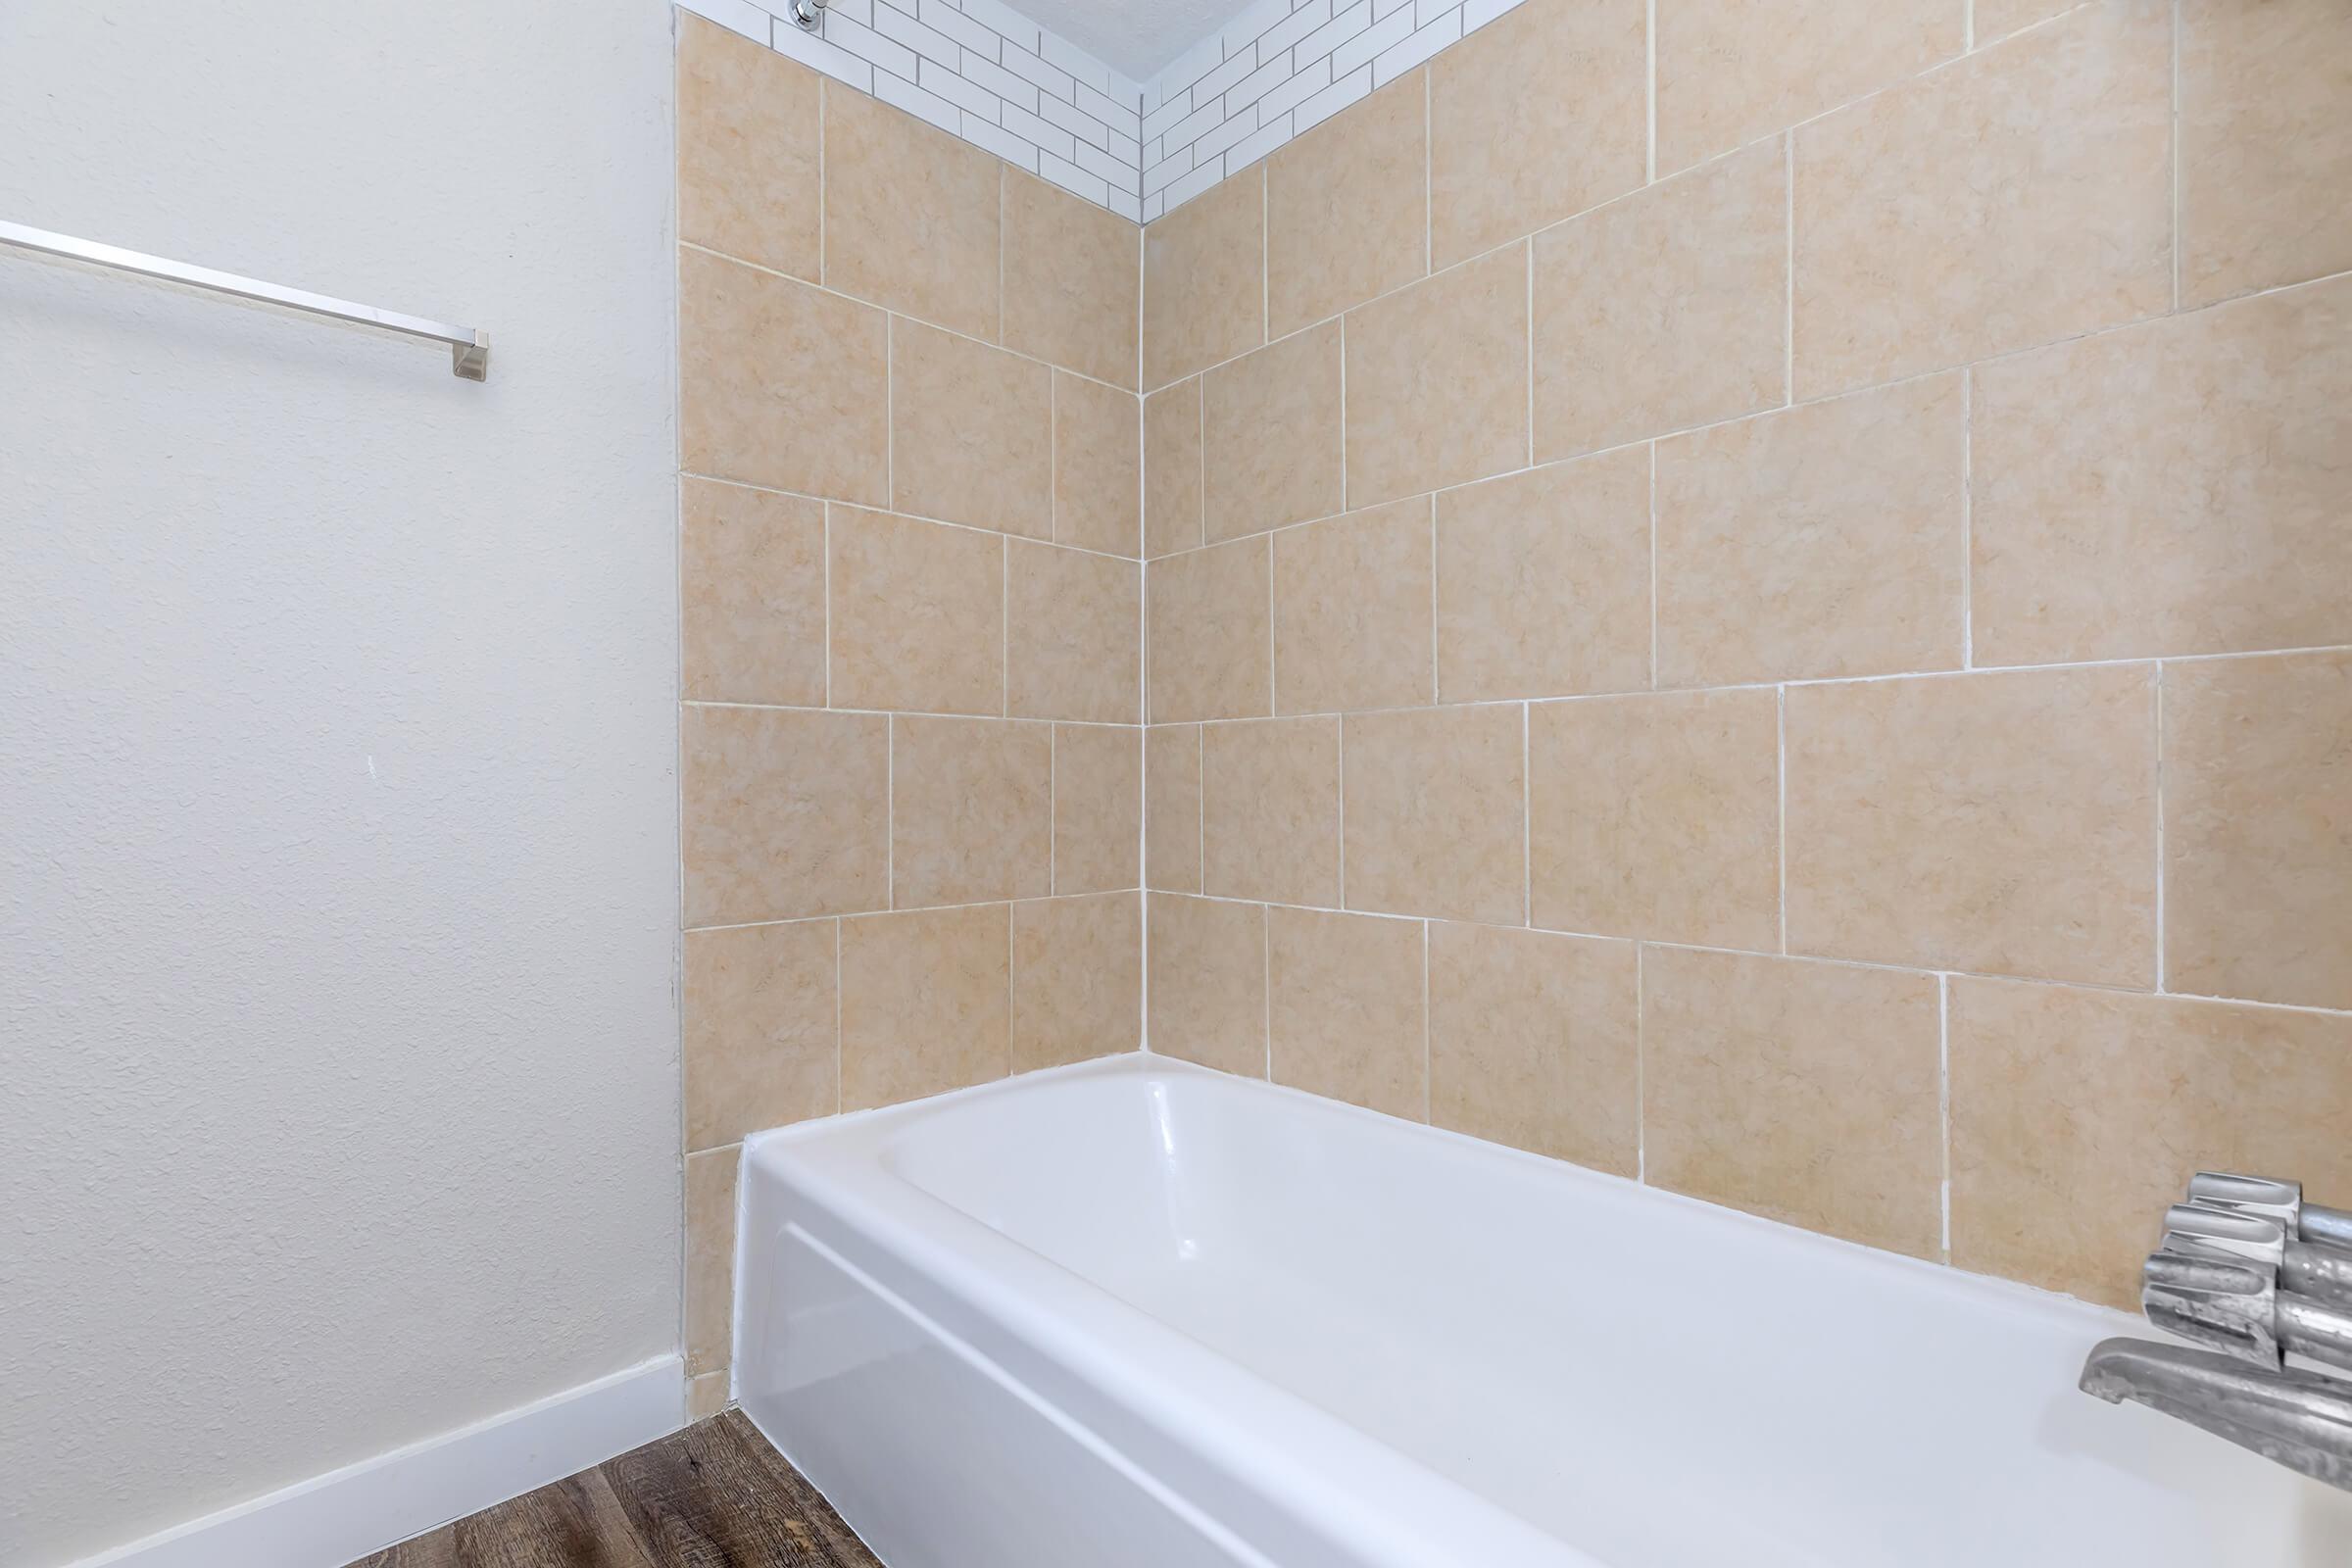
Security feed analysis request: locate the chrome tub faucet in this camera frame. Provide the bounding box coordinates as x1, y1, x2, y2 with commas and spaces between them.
2080, 1173, 2352, 1492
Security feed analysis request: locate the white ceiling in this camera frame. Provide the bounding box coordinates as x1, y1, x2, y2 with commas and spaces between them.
1012, 0, 1242, 81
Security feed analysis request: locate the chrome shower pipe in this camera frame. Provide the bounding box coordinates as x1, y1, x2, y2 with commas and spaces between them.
790, 0, 829, 31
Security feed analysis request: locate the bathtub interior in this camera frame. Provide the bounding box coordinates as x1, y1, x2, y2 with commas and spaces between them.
858, 1058, 2352, 1568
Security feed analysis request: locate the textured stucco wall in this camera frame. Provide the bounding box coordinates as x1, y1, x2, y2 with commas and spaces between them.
0, 4, 682, 1563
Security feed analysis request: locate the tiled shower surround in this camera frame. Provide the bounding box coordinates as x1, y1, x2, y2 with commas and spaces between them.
675, 0, 2352, 1411
672, 13, 1144, 1411
1138, 0, 2352, 1314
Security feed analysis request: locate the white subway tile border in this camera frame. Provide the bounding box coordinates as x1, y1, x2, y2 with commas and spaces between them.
678, 0, 1146, 221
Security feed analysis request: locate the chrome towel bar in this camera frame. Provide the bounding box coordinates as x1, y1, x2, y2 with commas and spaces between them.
0, 219, 490, 380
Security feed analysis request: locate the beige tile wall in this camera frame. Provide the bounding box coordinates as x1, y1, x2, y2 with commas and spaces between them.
675, 15, 1144, 1392
1142, 0, 2352, 1311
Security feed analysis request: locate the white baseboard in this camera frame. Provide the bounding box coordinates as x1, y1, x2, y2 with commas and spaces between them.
69, 1353, 686, 1568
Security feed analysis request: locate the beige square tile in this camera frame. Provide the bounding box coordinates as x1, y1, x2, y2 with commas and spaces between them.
2163, 652, 2352, 1011
677, 14, 821, 278
1147, 537, 1271, 722
686, 1370, 731, 1421
1786, 666, 2156, 985
1272, 499, 1435, 715
1144, 379, 1205, 558
823, 84, 1000, 338
1528, 689, 1780, 950
890, 715, 1051, 908
1655, 374, 1965, 687
2180, 0, 2352, 307
1204, 322, 1345, 544
1793, 1, 2173, 398
1427, 923, 1638, 1174
1013, 892, 1142, 1071
1428, 0, 1646, 269
891, 319, 1053, 539
1643, 947, 1942, 1258
1004, 169, 1141, 387
1534, 139, 1786, 463
680, 249, 887, 504
1267, 69, 1428, 338
1202, 717, 1342, 907
1973, 0, 2077, 42
1436, 448, 1650, 703
1146, 724, 1203, 893
681, 705, 888, 927
840, 904, 1010, 1109
1970, 277, 2352, 665
1346, 246, 1530, 507
828, 505, 1004, 715
1950, 978, 2352, 1308
1054, 372, 1141, 557
1268, 906, 1426, 1120
1007, 541, 1141, 724
1144, 166, 1265, 391
1655, 0, 1957, 174
681, 479, 826, 706
1343, 705, 1525, 924
1054, 723, 1141, 895
1148, 893, 1265, 1075
685, 1146, 739, 1376
683, 920, 837, 1151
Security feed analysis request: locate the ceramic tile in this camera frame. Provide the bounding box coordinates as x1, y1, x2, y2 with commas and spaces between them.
1267, 69, 1428, 337
1534, 139, 1786, 462
1147, 537, 1272, 722
1436, 448, 1650, 703
1272, 499, 1435, 715
1004, 168, 1142, 387
1013, 892, 1142, 1071
1427, 922, 1639, 1175
1006, 540, 1141, 724
1343, 704, 1525, 924
680, 705, 889, 926
681, 479, 826, 706
1144, 379, 1205, 559
824, 82, 1001, 338
1144, 166, 1265, 391
1792, 1, 2173, 397
827, 505, 1004, 715
839, 903, 1010, 1109
1203, 322, 1345, 544
1785, 665, 2157, 985
1054, 371, 1141, 557
1147, 893, 1266, 1075
1146, 724, 1203, 893
889, 714, 1051, 907
1643, 947, 1943, 1258
1970, 277, 2352, 665
1950, 978, 2352, 1307
1655, 374, 1965, 686
891, 318, 1053, 539
1053, 723, 1142, 895
1527, 689, 1781, 950
1428, 0, 1647, 268
677, 14, 822, 278
679, 248, 887, 504
2163, 652, 2352, 1011
683, 919, 837, 1152
1346, 246, 1530, 506
1201, 716, 1343, 907
1268, 906, 1426, 1120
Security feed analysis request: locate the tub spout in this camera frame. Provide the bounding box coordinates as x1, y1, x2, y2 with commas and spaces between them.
2080, 1338, 2352, 1492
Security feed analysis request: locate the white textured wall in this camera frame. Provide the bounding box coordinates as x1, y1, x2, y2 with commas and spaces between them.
0, 4, 681, 1564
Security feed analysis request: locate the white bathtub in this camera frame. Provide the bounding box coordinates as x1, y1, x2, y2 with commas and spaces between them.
734, 1055, 2352, 1567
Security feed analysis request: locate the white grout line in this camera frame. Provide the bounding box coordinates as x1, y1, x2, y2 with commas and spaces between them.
1776, 684, 1788, 954
2170, 0, 2181, 312
1634, 942, 1646, 1184
885, 715, 896, 907
1782, 129, 1794, 404
683, 240, 1145, 400
2153, 662, 2168, 990
1938, 972, 1952, 1262
1646, 441, 1659, 686
1644, 0, 1657, 184
683, 468, 1139, 562
1337, 714, 1348, 908
1421, 919, 1433, 1123
1960, 367, 1974, 668
1520, 701, 1532, 925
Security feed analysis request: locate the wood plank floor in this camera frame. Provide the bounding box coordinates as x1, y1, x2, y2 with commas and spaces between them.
347, 1410, 883, 1567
